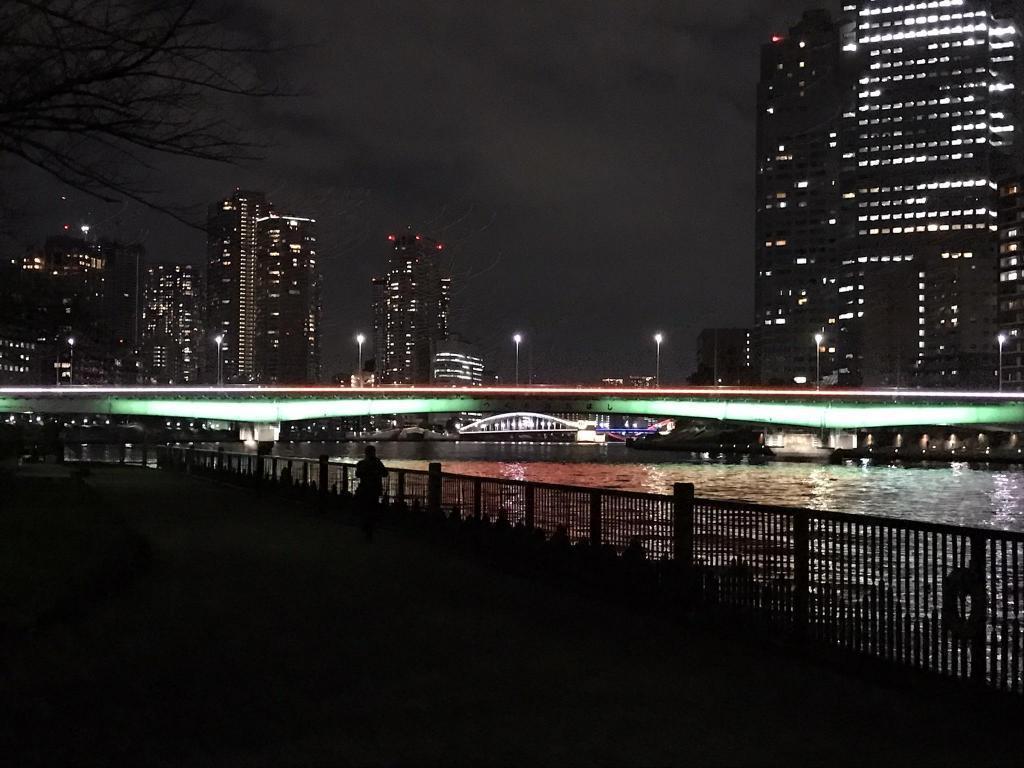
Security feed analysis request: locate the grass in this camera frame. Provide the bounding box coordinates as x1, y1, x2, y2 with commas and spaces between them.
0, 471, 147, 636
1, 466, 1022, 766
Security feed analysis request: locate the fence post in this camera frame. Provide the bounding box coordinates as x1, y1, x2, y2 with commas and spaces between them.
186, 445, 195, 474
673, 483, 695, 606
216, 446, 225, 473
524, 484, 535, 530
302, 461, 309, 489
473, 478, 482, 521
141, 440, 148, 469
793, 512, 810, 641
427, 462, 442, 515
341, 464, 350, 494
255, 453, 263, 486
319, 455, 329, 508
969, 532, 988, 685
589, 490, 602, 547
396, 470, 406, 505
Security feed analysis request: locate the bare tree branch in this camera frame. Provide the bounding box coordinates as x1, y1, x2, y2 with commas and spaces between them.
0, 0, 285, 226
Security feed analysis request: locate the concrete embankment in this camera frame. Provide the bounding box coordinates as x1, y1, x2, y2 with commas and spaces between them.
2, 466, 1023, 765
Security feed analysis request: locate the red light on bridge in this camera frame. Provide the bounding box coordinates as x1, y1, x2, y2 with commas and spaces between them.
387, 234, 396, 241
436, 243, 444, 250
771, 34, 784, 43
415, 234, 421, 241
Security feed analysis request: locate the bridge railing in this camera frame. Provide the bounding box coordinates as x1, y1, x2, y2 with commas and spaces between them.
71, 444, 1024, 696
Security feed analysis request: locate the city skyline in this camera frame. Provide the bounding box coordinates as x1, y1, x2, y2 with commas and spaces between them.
3, 1, 1021, 389
2, 0, 829, 385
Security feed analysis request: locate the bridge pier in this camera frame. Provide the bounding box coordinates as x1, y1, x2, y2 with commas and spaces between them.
239, 422, 280, 456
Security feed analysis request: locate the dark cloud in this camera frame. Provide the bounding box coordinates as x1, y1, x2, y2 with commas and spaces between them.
5, 0, 824, 382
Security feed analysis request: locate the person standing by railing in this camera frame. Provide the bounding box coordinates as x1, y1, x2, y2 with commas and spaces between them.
355, 445, 387, 541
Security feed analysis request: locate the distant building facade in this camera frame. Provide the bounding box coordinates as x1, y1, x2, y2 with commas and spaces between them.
141, 263, 203, 384
432, 337, 484, 386
6, 234, 143, 384
692, 328, 754, 385
998, 179, 1024, 390
255, 214, 321, 384
372, 231, 451, 384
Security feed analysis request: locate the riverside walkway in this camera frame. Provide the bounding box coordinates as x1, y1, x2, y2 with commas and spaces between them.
3, 465, 1023, 765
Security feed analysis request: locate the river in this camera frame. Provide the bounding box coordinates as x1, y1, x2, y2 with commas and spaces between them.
258, 441, 1024, 532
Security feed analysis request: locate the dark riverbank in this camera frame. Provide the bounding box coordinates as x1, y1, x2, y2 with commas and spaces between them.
2, 465, 1023, 765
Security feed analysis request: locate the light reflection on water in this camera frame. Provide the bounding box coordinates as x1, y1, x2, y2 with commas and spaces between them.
259, 441, 1024, 533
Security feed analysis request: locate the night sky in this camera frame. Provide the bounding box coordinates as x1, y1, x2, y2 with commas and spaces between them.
4, 0, 819, 383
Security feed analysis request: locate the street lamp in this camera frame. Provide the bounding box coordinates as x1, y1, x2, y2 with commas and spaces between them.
654, 333, 664, 388
214, 334, 224, 387
67, 337, 75, 385
998, 333, 1007, 392
356, 333, 366, 386
513, 333, 523, 386
814, 333, 824, 391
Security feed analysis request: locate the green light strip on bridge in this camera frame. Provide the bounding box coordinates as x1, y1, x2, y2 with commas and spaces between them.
1, 396, 1023, 429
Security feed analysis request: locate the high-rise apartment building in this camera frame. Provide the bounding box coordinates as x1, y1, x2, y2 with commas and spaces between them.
206, 189, 266, 383
755, 2, 1024, 388
254, 214, 321, 384
372, 231, 451, 384
141, 263, 203, 384
755, 10, 851, 384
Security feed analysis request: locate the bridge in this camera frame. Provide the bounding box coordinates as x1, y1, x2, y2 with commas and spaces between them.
1, 386, 1023, 441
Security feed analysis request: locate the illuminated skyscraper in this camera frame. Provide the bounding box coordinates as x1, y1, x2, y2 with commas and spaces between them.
206, 189, 266, 383
254, 214, 321, 383
372, 231, 451, 384
756, 2, 1024, 388
141, 263, 203, 384
755, 10, 851, 385
843, 0, 1024, 387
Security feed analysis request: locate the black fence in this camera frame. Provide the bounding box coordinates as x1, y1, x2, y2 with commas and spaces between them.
81, 444, 1024, 696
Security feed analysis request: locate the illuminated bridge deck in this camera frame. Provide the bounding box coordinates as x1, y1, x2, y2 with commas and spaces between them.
2, 386, 1024, 430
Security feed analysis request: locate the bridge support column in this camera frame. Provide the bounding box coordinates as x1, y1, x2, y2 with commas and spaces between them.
240, 422, 279, 460
827, 429, 858, 450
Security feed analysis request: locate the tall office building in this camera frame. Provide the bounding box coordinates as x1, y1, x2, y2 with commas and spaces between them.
141, 263, 203, 384
755, 10, 851, 384
254, 214, 321, 384
755, 2, 1024, 388
206, 189, 266, 383
372, 231, 451, 384
845, 0, 1024, 387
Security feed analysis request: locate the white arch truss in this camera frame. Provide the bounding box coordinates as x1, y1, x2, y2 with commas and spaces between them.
459, 412, 582, 434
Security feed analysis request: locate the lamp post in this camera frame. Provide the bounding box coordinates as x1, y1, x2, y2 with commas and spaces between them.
356, 333, 366, 386
654, 333, 664, 388
67, 337, 75, 385
214, 334, 224, 387
814, 333, 824, 391
998, 333, 1007, 392
513, 333, 523, 386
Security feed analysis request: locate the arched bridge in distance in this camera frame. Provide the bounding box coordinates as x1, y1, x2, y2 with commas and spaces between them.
2, 386, 1024, 437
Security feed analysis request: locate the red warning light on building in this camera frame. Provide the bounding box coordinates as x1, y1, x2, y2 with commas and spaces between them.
435, 243, 444, 251
387, 234, 396, 241
771, 34, 784, 43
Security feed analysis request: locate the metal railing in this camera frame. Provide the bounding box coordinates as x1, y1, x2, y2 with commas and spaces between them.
76, 444, 1024, 695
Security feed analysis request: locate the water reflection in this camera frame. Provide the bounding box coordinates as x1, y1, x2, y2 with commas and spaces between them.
176, 441, 1024, 532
